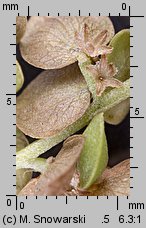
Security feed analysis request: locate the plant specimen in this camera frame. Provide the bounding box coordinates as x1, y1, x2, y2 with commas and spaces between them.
16, 16, 130, 196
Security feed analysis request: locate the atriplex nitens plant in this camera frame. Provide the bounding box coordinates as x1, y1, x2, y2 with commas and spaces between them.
16, 16, 130, 195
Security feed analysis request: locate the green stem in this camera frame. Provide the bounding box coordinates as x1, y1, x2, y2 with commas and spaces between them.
78, 58, 97, 100
17, 157, 48, 173
16, 79, 130, 170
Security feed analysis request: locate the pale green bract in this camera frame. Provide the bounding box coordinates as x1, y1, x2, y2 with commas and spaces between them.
78, 113, 108, 189
107, 29, 130, 82
104, 98, 130, 125
16, 128, 32, 194
105, 29, 130, 125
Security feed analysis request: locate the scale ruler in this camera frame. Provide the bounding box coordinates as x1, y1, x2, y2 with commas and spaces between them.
0, 0, 146, 227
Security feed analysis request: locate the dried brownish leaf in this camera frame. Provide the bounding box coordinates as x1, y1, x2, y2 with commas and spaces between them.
20, 16, 114, 69
65, 159, 130, 196
16, 63, 90, 138
18, 178, 39, 196
16, 16, 27, 44
19, 135, 85, 196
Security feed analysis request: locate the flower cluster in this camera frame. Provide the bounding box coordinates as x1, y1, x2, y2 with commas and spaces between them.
75, 24, 123, 96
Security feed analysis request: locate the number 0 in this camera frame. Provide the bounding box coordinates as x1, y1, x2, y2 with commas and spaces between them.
7, 199, 11, 206
122, 3, 126, 10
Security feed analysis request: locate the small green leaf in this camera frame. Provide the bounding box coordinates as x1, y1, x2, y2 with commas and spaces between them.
16, 127, 28, 151
16, 60, 24, 92
104, 98, 130, 125
78, 113, 108, 189
105, 29, 130, 124
16, 128, 32, 194
107, 29, 130, 82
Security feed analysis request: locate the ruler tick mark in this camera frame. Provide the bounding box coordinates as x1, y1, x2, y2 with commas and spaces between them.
130, 116, 144, 119
28, 6, 30, 16
130, 65, 138, 68
130, 15, 144, 18
65, 196, 68, 204
6, 93, 16, 96
117, 196, 119, 210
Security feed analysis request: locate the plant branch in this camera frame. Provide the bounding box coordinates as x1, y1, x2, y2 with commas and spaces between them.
78, 57, 97, 100
17, 157, 48, 173
16, 79, 130, 170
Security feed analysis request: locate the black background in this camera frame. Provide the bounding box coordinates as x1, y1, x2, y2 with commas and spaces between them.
17, 16, 130, 167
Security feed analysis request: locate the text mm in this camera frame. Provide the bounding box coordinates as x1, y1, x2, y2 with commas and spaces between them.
3, 3, 18, 10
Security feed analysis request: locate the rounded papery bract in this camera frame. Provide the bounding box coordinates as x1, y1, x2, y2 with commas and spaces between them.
16, 63, 90, 138
16, 16, 27, 44
20, 16, 115, 69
